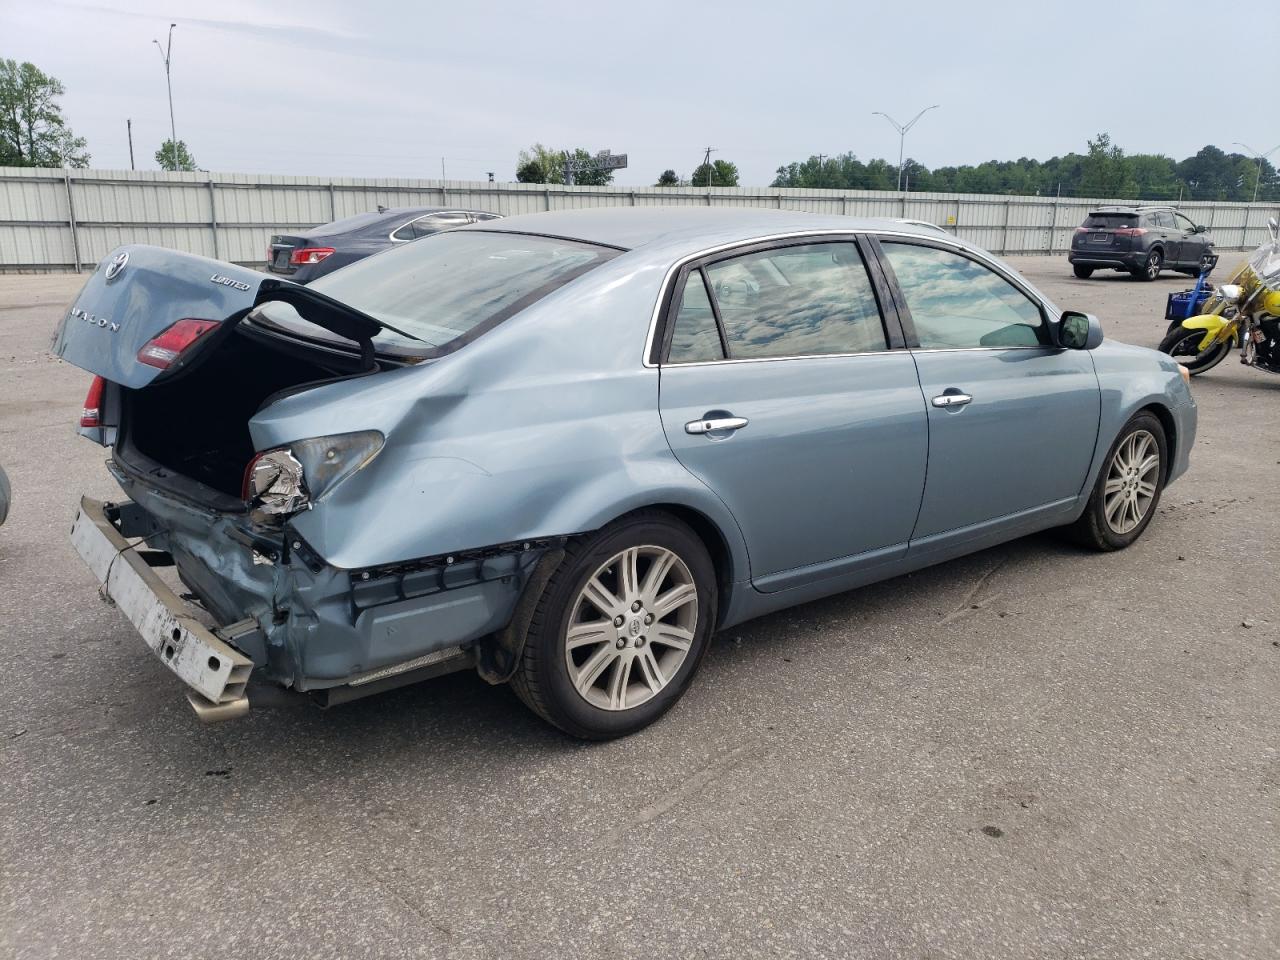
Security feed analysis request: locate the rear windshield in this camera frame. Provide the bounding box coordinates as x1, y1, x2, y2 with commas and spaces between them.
1082, 213, 1138, 229
251, 231, 619, 357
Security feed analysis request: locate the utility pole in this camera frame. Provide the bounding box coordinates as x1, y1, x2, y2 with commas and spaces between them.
701, 146, 717, 187
872, 105, 940, 191
1233, 141, 1280, 203
152, 23, 177, 168
127, 119, 135, 170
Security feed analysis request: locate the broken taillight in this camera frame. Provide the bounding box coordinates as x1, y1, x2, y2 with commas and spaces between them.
80, 375, 105, 428
242, 432, 384, 517
290, 247, 335, 265
136, 318, 219, 369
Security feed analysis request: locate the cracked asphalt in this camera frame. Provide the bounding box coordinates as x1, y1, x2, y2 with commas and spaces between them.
1, 252, 1277, 959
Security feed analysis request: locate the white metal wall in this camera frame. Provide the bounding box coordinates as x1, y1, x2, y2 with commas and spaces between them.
2, 166, 1278, 271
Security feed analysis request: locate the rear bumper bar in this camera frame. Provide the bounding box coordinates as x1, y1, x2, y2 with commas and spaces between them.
70, 496, 253, 721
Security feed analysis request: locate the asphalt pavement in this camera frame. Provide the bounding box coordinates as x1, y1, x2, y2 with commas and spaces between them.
0, 253, 1277, 959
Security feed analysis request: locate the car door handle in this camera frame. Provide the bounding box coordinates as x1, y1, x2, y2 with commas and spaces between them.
931, 393, 972, 408
685, 416, 749, 435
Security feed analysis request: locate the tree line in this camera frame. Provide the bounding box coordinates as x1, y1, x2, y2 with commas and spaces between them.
770, 134, 1279, 202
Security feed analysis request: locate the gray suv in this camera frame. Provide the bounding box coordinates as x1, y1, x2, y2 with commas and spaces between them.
1069, 205, 1214, 281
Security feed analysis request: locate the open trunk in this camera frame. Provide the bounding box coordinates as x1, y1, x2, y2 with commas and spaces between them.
117, 325, 371, 501
56, 244, 398, 506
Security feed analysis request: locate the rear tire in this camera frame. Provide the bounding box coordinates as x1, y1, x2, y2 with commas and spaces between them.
511, 511, 717, 740
1072, 265, 1094, 279
1133, 249, 1163, 281
1068, 412, 1167, 551
1158, 326, 1231, 376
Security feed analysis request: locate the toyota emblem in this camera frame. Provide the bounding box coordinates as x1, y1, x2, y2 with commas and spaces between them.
104, 251, 129, 281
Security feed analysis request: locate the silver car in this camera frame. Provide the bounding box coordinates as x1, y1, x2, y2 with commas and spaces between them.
55, 209, 1197, 739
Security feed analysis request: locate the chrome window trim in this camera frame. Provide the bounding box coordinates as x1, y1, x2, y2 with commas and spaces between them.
388, 210, 478, 243
643, 228, 1057, 368
660, 348, 899, 369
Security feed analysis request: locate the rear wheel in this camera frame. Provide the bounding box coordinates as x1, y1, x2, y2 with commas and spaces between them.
1068, 413, 1167, 551
1073, 265, 1094, 279
1158, 326, 1231, 375
1134, 249, 1163, 281
511, 511, 716, 740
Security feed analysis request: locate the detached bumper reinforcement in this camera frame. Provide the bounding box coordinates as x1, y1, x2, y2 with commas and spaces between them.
70, 496, 253, 722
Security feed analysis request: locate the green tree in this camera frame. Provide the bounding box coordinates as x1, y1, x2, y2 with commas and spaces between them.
1080, 133, 1136, 198
655, 168, 680, 186
1127, 154, 1179, 200
690, 158, 739, 187
155, 138, 197, 171
0, 59, 89, 167
515, 143, 564, 184
564, 147, 615, 186
514, 144, 617, 185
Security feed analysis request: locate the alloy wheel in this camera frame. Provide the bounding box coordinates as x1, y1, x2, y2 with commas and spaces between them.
563, 545, 698, 711
1103, 429, 1160, 534
1145, 251, 1162, 280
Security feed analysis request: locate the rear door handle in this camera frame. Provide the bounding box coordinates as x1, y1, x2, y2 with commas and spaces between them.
685, 416, 749, 435
931, 393, 972, 408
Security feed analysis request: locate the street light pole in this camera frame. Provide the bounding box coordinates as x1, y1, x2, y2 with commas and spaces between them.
872, 105, 940, 192
1233, 141, 1280, 204
153, 23, 177, 167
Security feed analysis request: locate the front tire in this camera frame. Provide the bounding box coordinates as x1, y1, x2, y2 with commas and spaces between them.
511, 511, 717, 739
1068, 413, 1166, 551
1158, 326, 1231, 375
1073, 264, 1094, 279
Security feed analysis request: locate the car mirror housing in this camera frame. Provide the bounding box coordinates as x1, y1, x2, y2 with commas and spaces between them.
1059, 311, 1104, 350
1193, 224, 1207, 234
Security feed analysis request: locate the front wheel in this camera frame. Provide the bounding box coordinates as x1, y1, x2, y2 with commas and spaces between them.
1158, 326, 1231, 375
1068, 413, 1167, 551
1073, 264, 1094, 279
511, 511, 717, 739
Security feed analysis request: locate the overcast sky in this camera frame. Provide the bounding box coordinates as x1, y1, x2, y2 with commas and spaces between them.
4, 0, 1275, 186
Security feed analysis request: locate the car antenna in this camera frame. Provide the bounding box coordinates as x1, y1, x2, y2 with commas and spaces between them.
377, 204, 388, 213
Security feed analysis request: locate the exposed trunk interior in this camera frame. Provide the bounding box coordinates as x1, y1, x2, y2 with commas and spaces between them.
120, 325, 373, 499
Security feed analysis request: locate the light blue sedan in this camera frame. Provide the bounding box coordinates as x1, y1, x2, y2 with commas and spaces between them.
56, 208, 1196, 738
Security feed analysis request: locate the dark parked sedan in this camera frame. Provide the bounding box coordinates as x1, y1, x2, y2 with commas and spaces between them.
266, 206, 502, 283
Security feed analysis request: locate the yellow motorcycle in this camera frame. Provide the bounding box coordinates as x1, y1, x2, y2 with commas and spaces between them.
1159, 216, 1280, 376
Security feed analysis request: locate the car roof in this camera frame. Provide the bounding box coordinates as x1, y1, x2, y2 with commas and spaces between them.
468, 206, 946, 254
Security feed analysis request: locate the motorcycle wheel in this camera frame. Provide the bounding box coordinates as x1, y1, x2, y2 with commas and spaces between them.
1158, 326, 1231, 375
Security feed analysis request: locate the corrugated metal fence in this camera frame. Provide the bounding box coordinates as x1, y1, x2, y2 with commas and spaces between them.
2, 166, 1278, 271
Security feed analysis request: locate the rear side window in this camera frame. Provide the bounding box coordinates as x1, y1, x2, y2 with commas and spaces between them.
252, 231, 618, 357
669, 271, 724, 362
1082, 213, 1137, 229
671, 241, 886, 361
881, 242, 1045, 349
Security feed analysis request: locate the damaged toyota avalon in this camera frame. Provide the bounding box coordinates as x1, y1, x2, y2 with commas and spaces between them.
58, 208, 1196, 739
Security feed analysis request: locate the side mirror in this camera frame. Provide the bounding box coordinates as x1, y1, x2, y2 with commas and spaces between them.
1193, 224, 1207, 234
1059, 311, 1104, 350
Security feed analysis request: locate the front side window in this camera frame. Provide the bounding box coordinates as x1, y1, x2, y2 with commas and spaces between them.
1176, 213, 1197, 233
693, 242, 887, 360
880, 242, 1044, 349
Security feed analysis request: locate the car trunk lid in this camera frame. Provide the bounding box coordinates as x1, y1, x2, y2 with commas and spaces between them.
54, 244, 386, 389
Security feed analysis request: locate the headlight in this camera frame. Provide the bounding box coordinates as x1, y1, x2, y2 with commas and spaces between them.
1218, 283, 1242, 303
243, 430, 384, 517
